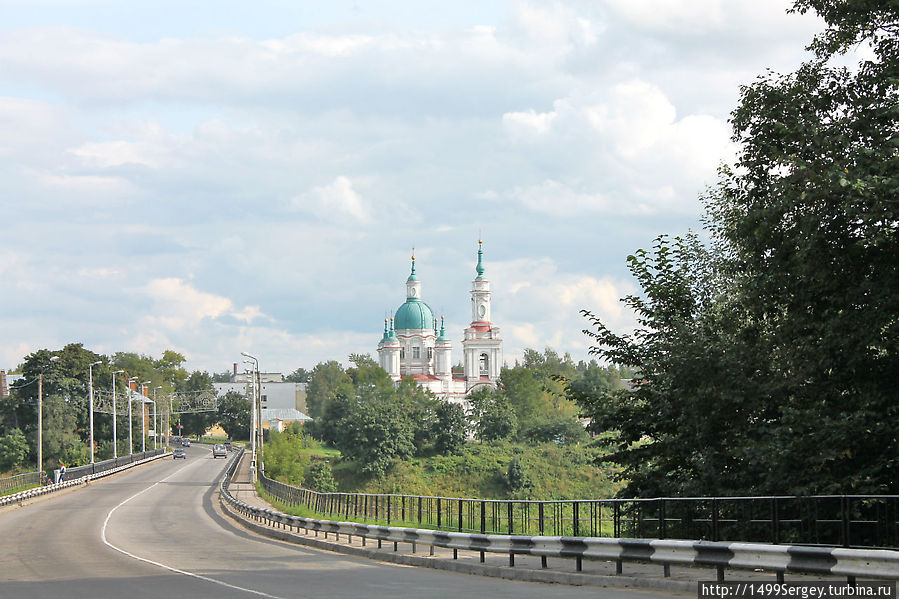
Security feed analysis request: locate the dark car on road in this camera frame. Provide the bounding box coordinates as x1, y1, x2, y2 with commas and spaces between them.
173, 449, 186, 459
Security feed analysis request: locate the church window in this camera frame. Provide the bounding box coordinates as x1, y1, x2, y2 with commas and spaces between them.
479, 353, 489, 376
400, 348, 405, 359
413, 347, 421, 359
427, 347, 433, 360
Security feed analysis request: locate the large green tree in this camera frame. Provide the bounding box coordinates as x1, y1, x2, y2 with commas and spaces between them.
578, 0, 899, 496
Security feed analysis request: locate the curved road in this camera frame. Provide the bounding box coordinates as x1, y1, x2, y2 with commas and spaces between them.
0, 445, 682, 599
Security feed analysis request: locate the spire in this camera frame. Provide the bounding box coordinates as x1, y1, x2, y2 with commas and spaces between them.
476, 239, 485, 279
382, 318, 389, 341
407, 248, 418, 282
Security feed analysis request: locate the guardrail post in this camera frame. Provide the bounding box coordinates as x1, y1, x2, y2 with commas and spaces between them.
437, 497, 442, 529
539, 502, 547, 568
480, 500, 486, 563
508, 501, 514, 567
660, 499, 670, 577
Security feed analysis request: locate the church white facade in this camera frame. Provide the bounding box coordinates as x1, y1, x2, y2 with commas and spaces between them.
377, 242, 502, 405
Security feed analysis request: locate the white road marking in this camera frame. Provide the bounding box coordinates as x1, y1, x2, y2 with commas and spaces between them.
101, 456, 287, 599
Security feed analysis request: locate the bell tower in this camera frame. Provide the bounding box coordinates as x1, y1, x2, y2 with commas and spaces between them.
462, 240, 502, 390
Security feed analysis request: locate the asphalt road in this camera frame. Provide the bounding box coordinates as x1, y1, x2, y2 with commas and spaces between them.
0, 445, 686, 599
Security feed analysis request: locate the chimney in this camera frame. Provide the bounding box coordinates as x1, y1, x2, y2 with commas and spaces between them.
233, 362, 238, 376
129, 380, 136, 391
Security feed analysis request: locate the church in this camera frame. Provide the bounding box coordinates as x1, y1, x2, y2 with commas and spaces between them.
377, 241, 503, 405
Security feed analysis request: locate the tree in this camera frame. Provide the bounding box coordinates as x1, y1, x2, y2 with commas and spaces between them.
579, 1, 899, 496
284, 367, 310, 383
469, 388, 517, 442
308, 461, 337, 492
305, 361, 354, 419
338, 397, 415, 476
505, 457, 534, 499
0, 429, 29, 472
216, 391, 250, 441
433, 401, 467, 454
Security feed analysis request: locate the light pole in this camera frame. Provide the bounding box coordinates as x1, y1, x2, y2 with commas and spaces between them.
146, 398, 156, 451
37, 356, 60, 477
127, 376, 137, 454
111, 370, 124, 458
140, 381, 151, 453
154, 386, 161, 450
88, 360, 102, 464
241, 352, 259, 480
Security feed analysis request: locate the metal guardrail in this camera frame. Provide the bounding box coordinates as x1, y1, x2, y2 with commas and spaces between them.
0, 471, 41, 495
0, 450, 169, 508
257, 473, 899, 550
220, 458, 899, 582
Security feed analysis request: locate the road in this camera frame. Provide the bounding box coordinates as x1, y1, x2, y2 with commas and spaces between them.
0, 445, 685, 599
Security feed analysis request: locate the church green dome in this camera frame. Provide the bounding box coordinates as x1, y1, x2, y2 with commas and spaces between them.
394, 298, 435, 330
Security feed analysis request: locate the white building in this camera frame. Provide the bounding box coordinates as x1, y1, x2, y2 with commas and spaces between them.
377, 242, 502, 405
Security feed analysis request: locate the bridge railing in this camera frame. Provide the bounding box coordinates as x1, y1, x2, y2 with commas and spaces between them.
257, 472, 898, 550
220, 456, 899, 581
0, 471, 42, 495
62, 450, 165, 481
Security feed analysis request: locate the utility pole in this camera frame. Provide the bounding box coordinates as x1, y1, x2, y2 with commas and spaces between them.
112, 370, 124, 458
88, 361, 102, 463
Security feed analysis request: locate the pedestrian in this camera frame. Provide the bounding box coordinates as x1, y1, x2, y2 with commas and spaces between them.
59, 462, 66, 482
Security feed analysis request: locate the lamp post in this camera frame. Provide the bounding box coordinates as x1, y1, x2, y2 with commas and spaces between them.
88, 360, 102, 464
146, 398, 156, 451
140, 381, 151, 453
241, 352, 259, 481
37, 356, 60, 477
153, 386, 161, 450
112, 370, 124, 458
127, 376, 137, 454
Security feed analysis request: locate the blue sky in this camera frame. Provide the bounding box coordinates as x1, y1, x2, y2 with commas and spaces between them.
0, 1, 827, 374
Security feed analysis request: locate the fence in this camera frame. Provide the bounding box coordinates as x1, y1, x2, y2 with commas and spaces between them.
222, 457, 899, 581
62, 450, 164, 481
0, 471, 41, 495
258, 473, 898, 550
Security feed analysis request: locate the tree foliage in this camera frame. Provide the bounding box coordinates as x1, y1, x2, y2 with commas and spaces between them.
577, 1, 899, 496
216, 391, 250, 441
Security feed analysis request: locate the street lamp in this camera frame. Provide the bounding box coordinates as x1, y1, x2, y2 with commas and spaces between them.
88, 360, 102, 464
111, 370, 124, 458
37, 356, 60, 477
127, 376, 137, 454
241, 352, 259, 480
154, 386, 161, 450
140, 381, 151, 453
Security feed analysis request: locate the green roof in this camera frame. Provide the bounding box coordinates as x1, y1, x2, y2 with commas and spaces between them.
394, 298, 435, 330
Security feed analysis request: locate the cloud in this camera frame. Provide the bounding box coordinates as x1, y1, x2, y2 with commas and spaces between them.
140, 278, 265, 329
290, 176, 372, 223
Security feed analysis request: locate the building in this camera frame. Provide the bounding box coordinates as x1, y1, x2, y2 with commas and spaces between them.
377, 241, 502, 405
213, 381, 308, 414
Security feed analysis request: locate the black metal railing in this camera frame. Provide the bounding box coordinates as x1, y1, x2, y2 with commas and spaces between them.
258, 472, 898, 550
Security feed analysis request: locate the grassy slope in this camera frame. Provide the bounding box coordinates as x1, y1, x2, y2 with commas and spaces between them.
331, 441, 622, 500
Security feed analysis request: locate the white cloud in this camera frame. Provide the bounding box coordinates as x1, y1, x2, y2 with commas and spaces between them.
140, 278, 265, 329
290, 176, 372, 223
603, 0, 725, 32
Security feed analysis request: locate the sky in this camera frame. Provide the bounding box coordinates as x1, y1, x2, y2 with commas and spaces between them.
1, 0, 827, 375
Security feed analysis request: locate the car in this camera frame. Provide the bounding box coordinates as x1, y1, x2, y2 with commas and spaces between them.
173, 449, 186, 459
182, 439, 191, 447
212, 444, 227, 458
